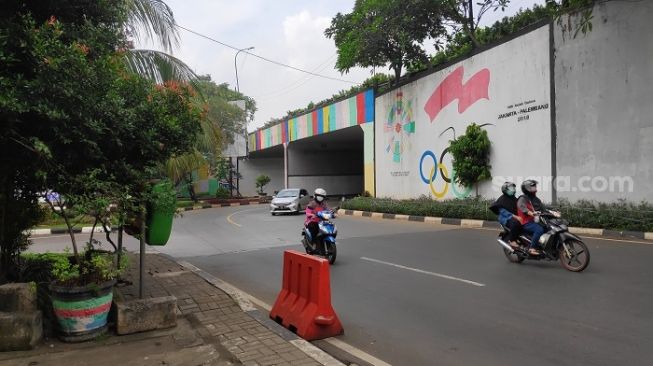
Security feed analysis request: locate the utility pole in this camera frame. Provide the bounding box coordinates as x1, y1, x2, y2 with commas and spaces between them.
233, 47, 253, 197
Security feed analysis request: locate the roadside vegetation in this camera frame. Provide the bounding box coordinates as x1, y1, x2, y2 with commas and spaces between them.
259, 0, 595, 130
342, 197, 653, 233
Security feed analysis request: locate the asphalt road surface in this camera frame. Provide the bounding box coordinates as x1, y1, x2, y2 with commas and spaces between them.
33, 205, 653, 366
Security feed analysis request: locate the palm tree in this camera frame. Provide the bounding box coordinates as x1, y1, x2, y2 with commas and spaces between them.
123, 0, 223, 193
123, 0, 197, 83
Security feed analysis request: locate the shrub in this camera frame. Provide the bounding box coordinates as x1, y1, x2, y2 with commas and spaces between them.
215, 187, 230, 199
448, 123, 492, 195
342, 197, 653, 233
255, 175, 271, 194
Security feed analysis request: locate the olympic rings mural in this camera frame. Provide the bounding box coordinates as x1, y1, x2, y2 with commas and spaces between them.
419, 148, 473, 199
418, 123, 494, 199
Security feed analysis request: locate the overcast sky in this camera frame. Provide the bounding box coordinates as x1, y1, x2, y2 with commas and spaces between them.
136, 0, 546, 131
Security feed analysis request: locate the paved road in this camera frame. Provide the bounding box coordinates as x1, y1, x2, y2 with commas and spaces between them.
33, 205, 653, 366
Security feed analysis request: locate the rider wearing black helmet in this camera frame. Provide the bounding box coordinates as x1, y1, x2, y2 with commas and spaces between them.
490, 182, 521, 248
517, 180, 546, 255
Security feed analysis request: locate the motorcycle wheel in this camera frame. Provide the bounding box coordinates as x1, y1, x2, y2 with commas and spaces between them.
326, 242, 337, 265
559, 239, 590, 272
503, 247, 525, 263
302, 237, 313, 254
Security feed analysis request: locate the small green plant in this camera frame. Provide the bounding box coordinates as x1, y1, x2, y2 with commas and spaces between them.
448, 123, 492, 196
147, 180, 177, 214
215, 186, 230, 199
255, 175, 271, 195
24, 248, 129, 287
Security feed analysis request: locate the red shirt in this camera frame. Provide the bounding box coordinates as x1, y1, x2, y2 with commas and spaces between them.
517, 200, 534, 225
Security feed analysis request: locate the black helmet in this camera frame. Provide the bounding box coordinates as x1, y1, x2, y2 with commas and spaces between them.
501, 182, 516, 196
521, 180, 538, 195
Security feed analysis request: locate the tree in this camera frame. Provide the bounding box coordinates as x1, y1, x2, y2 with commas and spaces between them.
325, 0, 446, 82
255, 175, 271, 195
165, 76, 257, 200
0, 1, 203, 279
123, 0, 198, 83
196, 76, 256, 144
440, 0, 511, 49
448, 124, 492, 196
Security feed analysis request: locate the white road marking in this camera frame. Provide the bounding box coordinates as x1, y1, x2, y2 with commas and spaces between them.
360, 257, 486, 287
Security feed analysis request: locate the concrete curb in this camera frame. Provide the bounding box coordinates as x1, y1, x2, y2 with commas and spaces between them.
165, 254, 346, 366
338, 209, 653, 242
26, 226, 115, 237
177, 201, 265, 213
27, 203, 267, 237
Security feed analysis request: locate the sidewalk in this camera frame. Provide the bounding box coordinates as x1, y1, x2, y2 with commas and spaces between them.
0, 253, 342, 366
120, 253, 327, 366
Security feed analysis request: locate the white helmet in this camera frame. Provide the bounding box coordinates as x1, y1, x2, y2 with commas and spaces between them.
314, 188, 327, 202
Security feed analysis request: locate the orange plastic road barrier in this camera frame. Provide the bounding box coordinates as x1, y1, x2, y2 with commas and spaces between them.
269, 250, 343, 340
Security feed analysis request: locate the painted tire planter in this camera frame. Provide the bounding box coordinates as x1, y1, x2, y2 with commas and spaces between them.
146, 181, 176, 246
49, 279, 116, 342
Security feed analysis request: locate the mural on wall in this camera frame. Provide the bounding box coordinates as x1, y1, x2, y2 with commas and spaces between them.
424, 66, 490, 123
375, 25, 553, 201
248, 89, 374, 152
418, 125, 494, 199
361, 123, 375, 196
384, 91, 416, 163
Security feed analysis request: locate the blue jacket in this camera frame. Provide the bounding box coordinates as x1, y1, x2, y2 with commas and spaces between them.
498, 208, 513, 226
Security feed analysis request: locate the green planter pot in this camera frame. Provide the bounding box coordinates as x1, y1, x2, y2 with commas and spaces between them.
49, 279, 116, 342
146, 182, 176, 246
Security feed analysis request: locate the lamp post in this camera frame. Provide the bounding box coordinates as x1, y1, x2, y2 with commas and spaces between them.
233, 47, 253, 197
234, 46, 254, 93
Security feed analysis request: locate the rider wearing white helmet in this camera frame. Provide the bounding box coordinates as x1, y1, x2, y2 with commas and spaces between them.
305, 188, 330, 241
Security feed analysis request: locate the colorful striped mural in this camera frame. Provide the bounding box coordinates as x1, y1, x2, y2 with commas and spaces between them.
249, 89, 375, 152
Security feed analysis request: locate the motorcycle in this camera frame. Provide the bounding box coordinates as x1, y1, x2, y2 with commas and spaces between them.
301, 209, 338, 264
497, 211, 590, 272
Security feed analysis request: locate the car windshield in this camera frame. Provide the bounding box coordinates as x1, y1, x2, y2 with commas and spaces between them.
276, 189, 299, 198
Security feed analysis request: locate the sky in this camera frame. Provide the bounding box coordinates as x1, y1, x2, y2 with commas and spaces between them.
136, 0, 546, 132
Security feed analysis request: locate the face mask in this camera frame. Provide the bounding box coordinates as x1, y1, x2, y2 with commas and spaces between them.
315, 196, 324, 202
506, 188, 516, 196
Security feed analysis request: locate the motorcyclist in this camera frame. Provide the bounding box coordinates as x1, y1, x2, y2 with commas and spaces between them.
305, 188, 331, 242
490, 182, 521, 248
517, 180, 546, 255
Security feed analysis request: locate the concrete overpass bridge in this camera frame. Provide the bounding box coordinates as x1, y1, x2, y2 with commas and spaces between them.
239, 90, 375, 197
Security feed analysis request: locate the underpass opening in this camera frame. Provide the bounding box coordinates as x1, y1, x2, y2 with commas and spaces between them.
287, 127, 364, 197
239, 144, 284, 196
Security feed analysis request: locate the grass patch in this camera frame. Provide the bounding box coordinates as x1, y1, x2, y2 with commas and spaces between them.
176, 200, 195, 208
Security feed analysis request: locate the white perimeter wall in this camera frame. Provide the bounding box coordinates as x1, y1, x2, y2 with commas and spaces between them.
554, 1, 653, 202
375, 25, 553, 202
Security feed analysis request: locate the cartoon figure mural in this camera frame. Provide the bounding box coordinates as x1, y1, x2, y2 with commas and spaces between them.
385, 91, 416, 163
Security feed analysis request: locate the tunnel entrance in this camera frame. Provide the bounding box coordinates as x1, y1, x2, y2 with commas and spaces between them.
287, 126, 364, 197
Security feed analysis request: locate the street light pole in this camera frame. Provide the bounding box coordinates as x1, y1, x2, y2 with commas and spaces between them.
234, 46, 254, 93
233, 47, 254, 197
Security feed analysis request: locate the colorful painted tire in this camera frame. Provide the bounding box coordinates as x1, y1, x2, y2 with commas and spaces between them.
49, 279, 115, 342
146, 182, 176, 246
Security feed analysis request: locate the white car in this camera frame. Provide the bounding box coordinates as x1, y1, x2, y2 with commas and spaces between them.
270, 188, 310, 215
